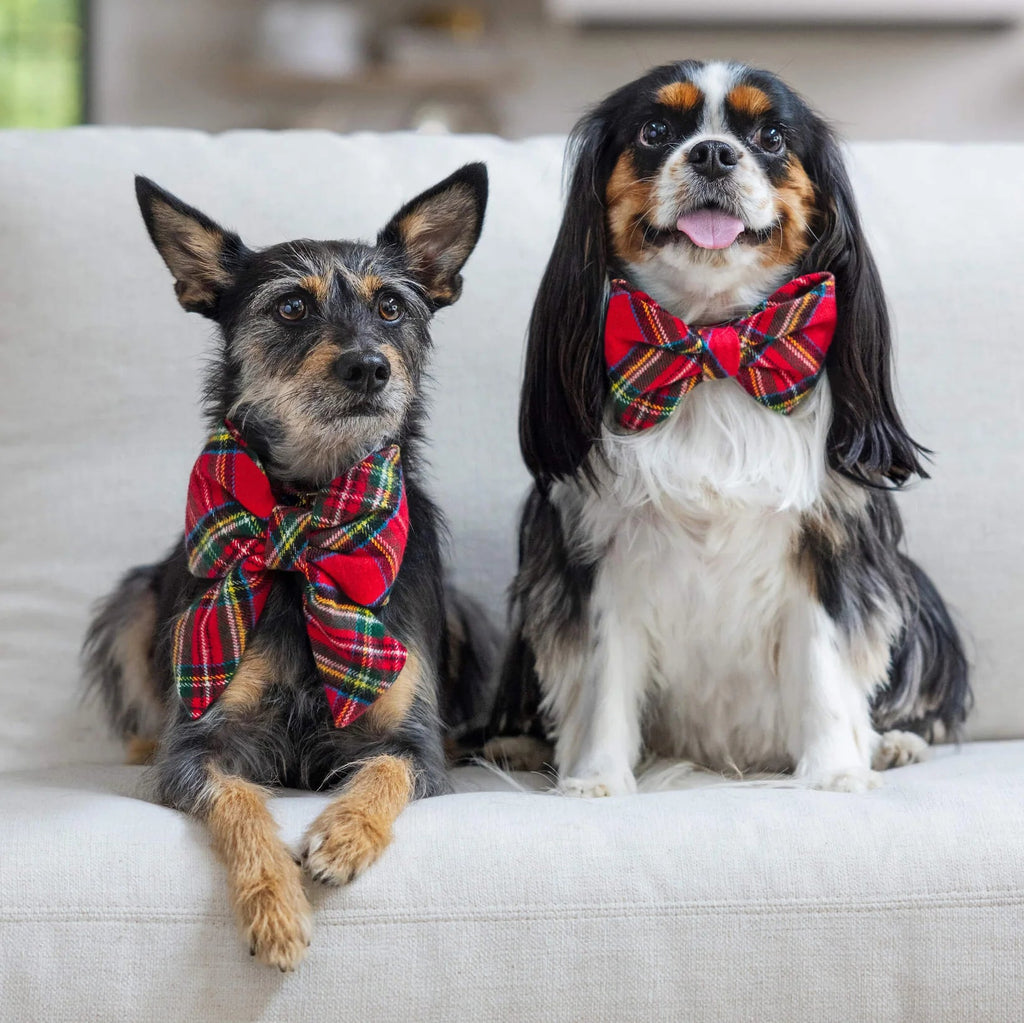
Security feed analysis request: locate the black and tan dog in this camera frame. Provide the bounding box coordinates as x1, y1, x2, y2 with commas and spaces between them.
83, 164, 491, 969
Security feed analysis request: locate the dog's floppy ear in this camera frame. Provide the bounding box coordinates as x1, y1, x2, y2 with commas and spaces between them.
135, 176, 246, 319
520, 115, 612, 487
799, 124, 927, 487
379, 162, 488, 309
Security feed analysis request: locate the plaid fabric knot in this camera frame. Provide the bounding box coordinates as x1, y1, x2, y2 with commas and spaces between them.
171, 422, 410, 728
604, 272, 837, 431
264, 506, 314, 572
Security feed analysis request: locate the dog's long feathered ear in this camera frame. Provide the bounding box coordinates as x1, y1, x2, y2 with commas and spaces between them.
520, 115, 612, 487
134, 176, 246, 320
799, 124, 927, 487
379, 162, 488, 310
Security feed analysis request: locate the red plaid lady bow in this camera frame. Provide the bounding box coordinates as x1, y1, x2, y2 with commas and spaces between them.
171, 423, 409, 727
604, 272, 837, 430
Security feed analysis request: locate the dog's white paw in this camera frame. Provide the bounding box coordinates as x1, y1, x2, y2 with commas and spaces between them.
872, 730, 929, 771
559, 768, 637, 798
806, 768, 883, 793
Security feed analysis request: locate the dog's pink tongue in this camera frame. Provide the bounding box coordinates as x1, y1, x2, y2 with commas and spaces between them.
676, 210, 745, 249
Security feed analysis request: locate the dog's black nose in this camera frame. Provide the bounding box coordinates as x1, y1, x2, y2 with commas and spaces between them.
688, 140, 738, 180
334, 352, 391, 395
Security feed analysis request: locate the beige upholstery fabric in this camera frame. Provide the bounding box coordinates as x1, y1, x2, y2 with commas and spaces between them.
2, 746, 1023, 1022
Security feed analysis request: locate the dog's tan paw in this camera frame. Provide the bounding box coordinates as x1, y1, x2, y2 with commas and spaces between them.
301, 802, 391, 886
482, 735, 553, 772
300, 756, 413, 886
237, 858, 312, 971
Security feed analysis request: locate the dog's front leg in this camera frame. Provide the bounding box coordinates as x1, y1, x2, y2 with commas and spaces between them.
556, 569, 648, 798
299, 647, 440, 885
786, 601, 882, 793
203, 764, 313, 970
157, 640, 313, 970
300, 754, 414, 885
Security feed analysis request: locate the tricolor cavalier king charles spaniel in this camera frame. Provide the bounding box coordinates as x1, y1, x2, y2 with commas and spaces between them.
492, 61, 970, 795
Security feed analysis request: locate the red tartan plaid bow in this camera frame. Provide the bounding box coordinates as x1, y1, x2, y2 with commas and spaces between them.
604, 272, 837, 430
171, 423, 409, 727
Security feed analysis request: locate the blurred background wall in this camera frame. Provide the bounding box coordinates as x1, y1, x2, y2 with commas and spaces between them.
4, 0, 1024, 138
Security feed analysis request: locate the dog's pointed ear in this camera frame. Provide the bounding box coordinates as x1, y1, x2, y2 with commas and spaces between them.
799, 124, 927, 487
378, 162, 488, 309
135, 176, 246, 319
520, 115, 611, 488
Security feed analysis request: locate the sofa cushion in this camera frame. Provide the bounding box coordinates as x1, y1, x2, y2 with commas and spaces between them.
1, 742, 1022, 1022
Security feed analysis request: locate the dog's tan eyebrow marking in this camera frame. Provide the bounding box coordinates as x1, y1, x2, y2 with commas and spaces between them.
657, 81, 701, 110
357, 273, 384, 301
726, 84, 773, 118
331, 261, 422, 310
297, 272, 331, 304
330, 263, 379, 301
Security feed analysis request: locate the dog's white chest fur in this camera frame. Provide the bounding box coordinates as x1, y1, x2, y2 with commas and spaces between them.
569, 378, 835, 775
627, 498, 804, 772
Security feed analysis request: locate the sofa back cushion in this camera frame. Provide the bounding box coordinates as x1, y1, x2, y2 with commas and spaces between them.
0, 130, 1020, 766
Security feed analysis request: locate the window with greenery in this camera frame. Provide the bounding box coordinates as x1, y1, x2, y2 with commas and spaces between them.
0, 0, 86, 127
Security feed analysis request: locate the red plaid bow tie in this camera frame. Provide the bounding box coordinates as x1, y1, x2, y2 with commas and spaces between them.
171, 423, 409, 727
604, 272, 837, 430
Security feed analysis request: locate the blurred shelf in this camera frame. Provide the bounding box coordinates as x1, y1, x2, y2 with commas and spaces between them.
547, 0, 1024, 24
227, 61, 517, 99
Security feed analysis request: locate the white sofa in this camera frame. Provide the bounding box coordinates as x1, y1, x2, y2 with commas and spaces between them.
1, 129, 1023, 1022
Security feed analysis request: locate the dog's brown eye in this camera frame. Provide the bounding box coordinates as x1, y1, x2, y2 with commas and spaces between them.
758, 125, 785, 154
276, 295, 307, 322
378, 294, 404, 322
639, 120, 672, 147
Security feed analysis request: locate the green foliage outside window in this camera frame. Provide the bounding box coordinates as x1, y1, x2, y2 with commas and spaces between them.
0, 0, 85, 127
